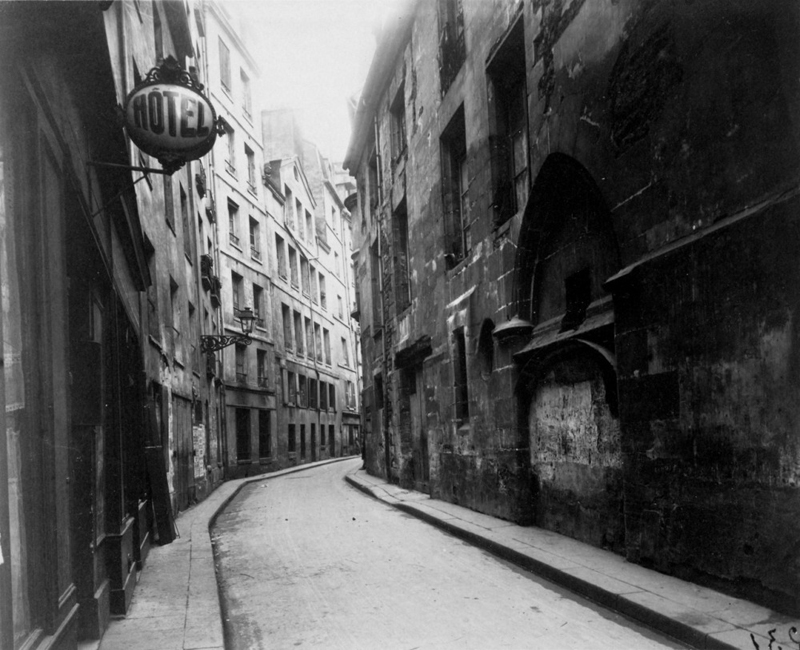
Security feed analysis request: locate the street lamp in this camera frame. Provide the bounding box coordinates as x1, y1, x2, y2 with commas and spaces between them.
200, 307, 256, 353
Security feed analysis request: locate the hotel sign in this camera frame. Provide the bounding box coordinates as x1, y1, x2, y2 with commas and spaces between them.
124, 57, 220, 173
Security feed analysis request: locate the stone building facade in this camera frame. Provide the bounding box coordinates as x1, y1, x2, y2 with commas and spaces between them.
346, 0, 800, 615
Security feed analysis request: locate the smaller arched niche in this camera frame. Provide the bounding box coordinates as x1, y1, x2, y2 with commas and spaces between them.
515, 154, 620, 330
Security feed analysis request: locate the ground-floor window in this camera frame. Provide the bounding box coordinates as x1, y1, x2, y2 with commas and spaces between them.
258, 410, 271, 458
236, 408, 250, 460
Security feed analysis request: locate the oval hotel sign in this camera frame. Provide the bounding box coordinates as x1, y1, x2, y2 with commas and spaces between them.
123, 58, 218, 171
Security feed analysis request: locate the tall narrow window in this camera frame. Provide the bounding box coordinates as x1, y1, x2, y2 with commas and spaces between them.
487, 18, 528, 225
310, 265, 318, 303
293, 310, 303, 356
300, 257, 310, 295
236, 408, 250, 460
393, 199, 410, 311
253, 284, 264, 327
438, 0, 465, 94
288, 246, 298, 287
296, 199, 304, 240
258, 410, 271, 457
300, 424, 306, 458
440, 106, 468, 265
228, 200, 240, 247
235, 344, 247, 383
219, 38, 231, 91
320, 380, 328, 410
370, 241, 382, 328
287, 371, 296, 404
288, 423, 296, 452
231, 272, 242, 311
225, 124, 236, 175
309, 378, 318, 409
298, 374, 308, 408
390, 83, 407, 159
282, 304, 292, 351
240, 68, 252, 117
453, 327, 469, 422
314, 323, 323, 363
284, 186, 295, 230
305, 317, 313, 359
180, 183, 192, 258
319, 272, 327, 309
305, 210, 314, 245
276, 235, 287, 279
164, 174, 175, 231
257, 349, 267, 387
341, 337, 349, 367
249, 217, 261, 261
323, 328, 331, 365
245, 145, 256, 194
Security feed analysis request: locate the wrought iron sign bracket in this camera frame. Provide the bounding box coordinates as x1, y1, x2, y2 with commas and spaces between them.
200, 334, 252, 354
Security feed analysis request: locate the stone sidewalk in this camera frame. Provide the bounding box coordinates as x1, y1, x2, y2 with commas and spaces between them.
345, 466, 798, 650
87, 457, 357, 650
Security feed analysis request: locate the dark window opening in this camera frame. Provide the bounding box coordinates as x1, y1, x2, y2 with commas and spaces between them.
390, 83, 407, 159
453, 327, 469, 422
441, 106, 468, 266
477, 319, 495, 379
258, 410, 271, 458
438, 0, 465, 94
288, 423, 296, 453
300, 424, 306, 459
236, 408, 250, 460
393, 199, 411, 313
487, 18, 528, 226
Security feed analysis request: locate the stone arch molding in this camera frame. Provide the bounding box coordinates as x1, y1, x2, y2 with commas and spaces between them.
513, 153, 621, 328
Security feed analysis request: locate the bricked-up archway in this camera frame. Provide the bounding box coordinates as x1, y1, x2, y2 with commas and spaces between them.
517, 340, 624, 552
513, 153, 620, 328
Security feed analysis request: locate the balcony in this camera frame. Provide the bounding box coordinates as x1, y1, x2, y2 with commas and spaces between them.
225, 159, 236, 176
247, 180, 257, 196
236, 372, 247, 384
251, 246, 262, 262
201, 254, 214, 291
258, 376, 268, 388
229, 232, 240, 247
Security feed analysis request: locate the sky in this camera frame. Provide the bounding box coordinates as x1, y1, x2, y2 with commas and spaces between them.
222, 0, 405, 163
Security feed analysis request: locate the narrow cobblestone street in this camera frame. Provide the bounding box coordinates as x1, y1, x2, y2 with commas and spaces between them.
212, 459, 687, 650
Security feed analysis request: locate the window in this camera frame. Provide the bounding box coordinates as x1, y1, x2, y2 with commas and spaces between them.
219, 38, 231, 91
319, 273, 327, 309
293, 310, 303, 356
329, 424, 335, 452
236, 344, 247, 383
334, 251, 341, 277
309, 378, 318, 409
305, 317, 313, 359
390, 83, 407, 159
370, 241, 382, 329
287, 371, 296, 404
319, 380, 328, 410
170, 276, 181, 354
337, 295, 344, 319
298, 374, 307, 408
276, 235, 287, 278
368, 151, 380, 211
245, 145, 257, 194
392, 199, 411, 311
236, 408, 250, 460
300, 256, 310, 295
329, 383, 336, 411
284, 187, 295, 230
487, 18, 528, 225
477, 319, 495, 379
300, 424, 306, 458
323, 329, 331, 365
225, 125, 236, 175
228, 200, 240, 247
257, 349, 268, 387
258, 410, 271, 457
249, 217, 261, 261
341, 337, 349, 367
440, 106, 468, 265
375, 374, 384, 410
296, 199, 304, 240
282, 304, 292, 351
314, 323, 323, 363
346, 381, 356, 409
231, 272, 242, 312
562, 268, 592, 332
288, 246, 298, 287
288, 423, 296, 452
241, 68, 252, 117
306, 210, 314, 244
438, 0, 465, 94
310, 265, 318, 303
453, 327, 469, 422
253, 284, 264, 328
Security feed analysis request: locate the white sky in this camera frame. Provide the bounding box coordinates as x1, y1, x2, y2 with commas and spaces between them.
222, 0, 405, 163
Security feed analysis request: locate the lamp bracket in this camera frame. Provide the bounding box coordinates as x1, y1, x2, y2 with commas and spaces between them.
200, 334, 252, 354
